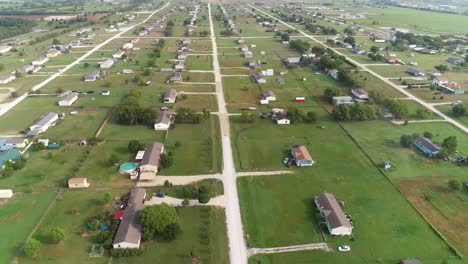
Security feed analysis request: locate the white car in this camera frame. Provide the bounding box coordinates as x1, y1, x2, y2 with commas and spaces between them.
338, 245, 350, 252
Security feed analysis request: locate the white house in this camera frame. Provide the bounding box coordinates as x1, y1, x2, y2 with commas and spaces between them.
315, 192, 353, 236
68, 178, 90, 188
122, 43, 134, 51
28, 112, 58, 136
285, 57, 301, 64
351, 89, 369, 100
262, 69, 274, 76
0, 189, 13, 198
113, 50, 125, 59
100, 58, 115, 69
0, 45, 12, 54
58, 92, 78, 106
163, 89, 178, 103
32, 57, 49, 66
174, 60, 185, 70
0, 138, 29, 151
0, 74, 16, 84
333, 96, 354, 105
261, 90, 276, 101
244, 51, 253, 58
17, 65, 35, 74
154, 111, 172, 130
276, 113, 290, 125
139, 142, 164, 173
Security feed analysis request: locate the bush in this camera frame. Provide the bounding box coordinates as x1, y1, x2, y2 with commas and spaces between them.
24, 238, 41, 257
94, 231, 109, 244
111, 248, 144, 257
160, 222, 182, 241
448, 179, 461, 192
198, 186, 210, 204
400, 134, 413, 148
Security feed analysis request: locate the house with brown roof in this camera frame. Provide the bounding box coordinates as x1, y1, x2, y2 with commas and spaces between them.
291, 145, 315, 166
315, 192, 353, 236
68, 178, 90, 188
163, 88, 178, 103
113, 188, 146, 249
139, 142, 164, 173
400, 259, 420, 264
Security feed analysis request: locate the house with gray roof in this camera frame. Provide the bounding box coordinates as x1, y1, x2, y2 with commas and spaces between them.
163, 89, 178, 103
28, 112, 58, 136
154, 111, 173, 130
315, 192, 353, 236
58, 92, 78, 106
83, 70, 101, 82
414, 137, 441, 157
113, 188, 146, 249
139, 142, 164, 173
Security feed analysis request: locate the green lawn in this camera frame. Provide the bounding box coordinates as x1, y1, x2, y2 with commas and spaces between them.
0, 192, 56, 264
234, 109, 455, 262
44, 109, 109, 140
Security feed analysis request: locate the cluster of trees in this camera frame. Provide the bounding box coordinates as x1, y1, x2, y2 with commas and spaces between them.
111, 248, 144, 257
391, 31, 444, 51
317, 53, 345, 70
23, 227, 65, 257
164, 20, 174, 37
304, 23, 337, 35
0, 18, 36, 40
452, 104, 466, 117
140, 204, 182, 241
400, 132, 433, 148
279, 32, 290, 42
368, 52, 384, 62
331, 103, 380, 121
116, 90, 157, 126
286, 107, 318, 124
1, 157, 27, 177
289, 39, 310, 54
174, 107, 204, 124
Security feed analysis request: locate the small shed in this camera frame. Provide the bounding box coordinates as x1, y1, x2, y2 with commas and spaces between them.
295, 97, 305, 103
48, 143, 61, 150
0, 189, 13, 198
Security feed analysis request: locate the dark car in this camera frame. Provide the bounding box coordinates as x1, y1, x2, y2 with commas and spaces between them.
154, 192, 165, 198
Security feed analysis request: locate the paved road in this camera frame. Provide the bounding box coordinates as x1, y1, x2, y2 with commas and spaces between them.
249, 4, 468, 134
248, 242, 331, 256
208, 4, 248, 264
0, 3, 170, 117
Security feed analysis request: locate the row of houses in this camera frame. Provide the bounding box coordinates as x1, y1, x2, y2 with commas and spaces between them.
186, 4, 200, 35
220, 5, 239, 36
138, 14, 169, 36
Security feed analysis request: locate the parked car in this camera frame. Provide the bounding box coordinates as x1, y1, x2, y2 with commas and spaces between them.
145, 81, 152, 86
282, 157, 289, 164
338, 245, 351, 252
154, 192, 165, 198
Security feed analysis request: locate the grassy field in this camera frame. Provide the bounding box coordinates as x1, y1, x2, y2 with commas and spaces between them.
235, 110, 455, 262
0, 192, 57, 264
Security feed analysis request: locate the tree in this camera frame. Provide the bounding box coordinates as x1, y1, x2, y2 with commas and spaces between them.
324, 87, 340, 103
140, 204, 177, 240
160, 152, 173, 169
304, 111, 317, 123
416, 108, 432, 119
108, 154, 119, 166
434, 64, 448, 73
331, 104, 351, 121
400, 134, 413, 148
442, 136, 457, 153
343, 36, 355, 46
311, 46, 326, 55
160, 222, 182, 241
370, 46, 380, 53
103, 192, 112, 204
280, 32, 290, 41
51, 227, 65, 243
24, 238, 41, 257
386, 99, 409, 119
198, 186, 210, 204
83, 62, 89, 68
452, 104, 466, 117
52, 38, 61, 45
423, 131, 433, 139
448, 179, 461, 192
286, 107, 305, 124
1, 165, 13, 177
128, 140, 143, 153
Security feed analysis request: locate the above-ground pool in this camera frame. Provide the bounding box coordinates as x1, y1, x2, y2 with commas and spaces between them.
119, 162, 137, 174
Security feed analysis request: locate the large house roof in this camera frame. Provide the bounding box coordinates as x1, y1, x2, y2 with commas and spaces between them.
113, 188, 146, 245
59, 92, 78, 103
155, 111, 172, 125
140, 142, 164, 167
262, 90, 275, 98
31, 112, 57, 128
68, 177, 87, 185
291, 145, 312, 161
414, 137, 441, 152
164, 89, 177, 100
315, 192, 352, 229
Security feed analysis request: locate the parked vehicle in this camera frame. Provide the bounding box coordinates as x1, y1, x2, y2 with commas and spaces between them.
154, 192, 165, 198
338, 245, 350, 252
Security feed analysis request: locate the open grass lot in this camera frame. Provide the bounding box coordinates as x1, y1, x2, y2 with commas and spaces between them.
0, 96, 59, 134
162, 117, 222, 175
235, 110, 455, 262
402, 99, 443, 120
113, 207, 229, 264
18, 191, 118, 264
185, 54, 213, 71
99, 114, 165, 141
44, 109, 109, 140
0, 192, 56, 264
436, 105, 468, 127
366, 65, 413, 78
146, 179, 224, 199
341, 120, 468, 180
407, 87, 468, 104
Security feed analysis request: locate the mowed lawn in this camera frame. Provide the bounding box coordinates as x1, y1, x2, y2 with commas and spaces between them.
341, 120, 468, 180
234, 110, 455, 262
113, 207, 229, 264
0, 192, 56, 264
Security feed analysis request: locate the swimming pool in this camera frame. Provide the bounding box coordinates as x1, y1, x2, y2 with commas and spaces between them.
119, 162, 137, 174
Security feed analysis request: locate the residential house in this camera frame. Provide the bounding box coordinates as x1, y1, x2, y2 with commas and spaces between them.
291, 145, 315, 166
0, 74, 16, 84
406, 68, 425, 77
244, 51, 253, 58
261, 69, 274, 76
275, 113, 290, 125
0, 45, 12, 54
0, 189, 13, 198
169, 72, 182, 82
351, 89, 368, 100
58, 92, 79, 106
163, 88, 178, 103
17, 65, 35, 74
427, 70, 441, 77
32, 57, 49, 66
154, 111, 173, 130
433, 77, 464, 94
315, 192, 353, 236
237, 38, 245, 44
113, 188, 146, 249
414, 137, 441, 157
333, 96, 354, 105
46, 49, 61, 58
122, 43, 134, 51
239, 45, 249, 52
285, 57, 301, 64
447, 57, 464, 65
327, 69, 339, 80
84, 70, 101, 82
113, 50, 125, 59
0, 149, 21, 168
177, 51, 188, 60
28, 112, 58, 136
252, 72, 266, 84
139, 142, 164, 173
248, 61, 260, 70
68, 178, 90, 188
100, 58, 115, 69
174, 60, 185, 70
0, 138, 29, 151
400, 259, 420, 264
261, 90, 276, 101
